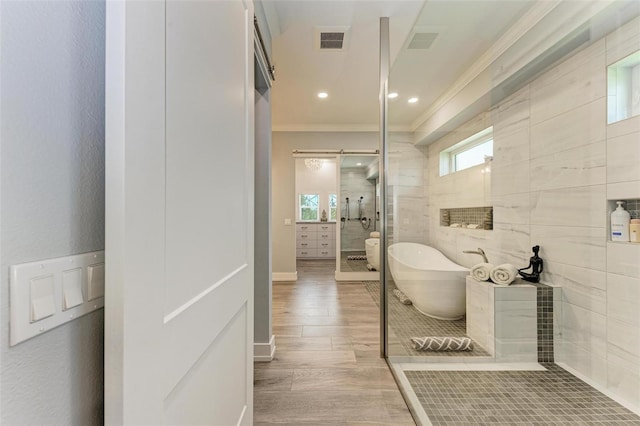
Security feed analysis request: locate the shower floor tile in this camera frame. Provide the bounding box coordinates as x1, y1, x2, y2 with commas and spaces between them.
364, 281, 489, 357
404, 364, 640, 425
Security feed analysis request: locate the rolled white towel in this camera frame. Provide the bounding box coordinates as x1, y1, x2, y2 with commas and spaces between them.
490, 264, 518, 285
393, 289, 412, 305
471, 263, 494, 281
369, 231, 380, 238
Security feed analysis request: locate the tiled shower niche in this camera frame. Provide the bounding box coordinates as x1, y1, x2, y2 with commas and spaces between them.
440, 206, 493, 230
607, 198, 640, 243
609, 198, 640, 219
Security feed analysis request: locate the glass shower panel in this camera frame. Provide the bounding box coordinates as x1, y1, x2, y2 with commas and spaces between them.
382, 1, 640, 424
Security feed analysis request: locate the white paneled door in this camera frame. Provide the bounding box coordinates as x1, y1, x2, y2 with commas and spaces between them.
105, 1, 254, 424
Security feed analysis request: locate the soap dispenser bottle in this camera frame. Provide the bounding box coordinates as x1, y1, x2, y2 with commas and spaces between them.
611, 201, 631, 242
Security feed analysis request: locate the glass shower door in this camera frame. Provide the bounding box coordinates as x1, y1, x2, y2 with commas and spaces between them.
381, 1, 640, 425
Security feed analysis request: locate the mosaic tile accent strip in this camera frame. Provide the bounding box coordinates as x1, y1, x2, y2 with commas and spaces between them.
440, 206, 493, 230
364, 281, 489, 357
534, 283, 554, 362
405, 364, 640, 425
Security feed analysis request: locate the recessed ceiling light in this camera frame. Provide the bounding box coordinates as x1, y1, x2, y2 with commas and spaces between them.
318, 92, 328, 99
408, 97, 419, 104
388, 92, 398, 99
356, 162, 362, 166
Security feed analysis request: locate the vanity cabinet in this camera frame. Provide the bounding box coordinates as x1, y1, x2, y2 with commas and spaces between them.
296, 222, 336, 258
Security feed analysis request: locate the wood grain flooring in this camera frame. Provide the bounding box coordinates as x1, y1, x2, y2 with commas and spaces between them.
254, 259, 415, 425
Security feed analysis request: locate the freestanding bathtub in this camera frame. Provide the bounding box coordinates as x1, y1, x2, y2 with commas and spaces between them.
388, 243, 469, 320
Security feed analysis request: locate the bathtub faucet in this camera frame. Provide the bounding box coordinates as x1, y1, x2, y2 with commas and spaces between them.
463, 248, 489, 263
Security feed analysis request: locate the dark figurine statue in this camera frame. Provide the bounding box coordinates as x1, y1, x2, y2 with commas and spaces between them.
518, 245, 543, 283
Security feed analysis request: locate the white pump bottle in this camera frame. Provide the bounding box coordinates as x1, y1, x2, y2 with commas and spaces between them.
611, 201, 631, 242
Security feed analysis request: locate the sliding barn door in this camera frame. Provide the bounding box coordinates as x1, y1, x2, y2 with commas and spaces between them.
105, 0, 254, 424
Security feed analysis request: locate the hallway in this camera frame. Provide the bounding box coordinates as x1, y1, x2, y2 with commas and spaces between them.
254, 259, 415, 425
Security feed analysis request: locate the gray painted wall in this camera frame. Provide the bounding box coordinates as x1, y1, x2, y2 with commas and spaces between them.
272, 132, 378, 274
0, 1, 105, 423
255, 87, 272, 346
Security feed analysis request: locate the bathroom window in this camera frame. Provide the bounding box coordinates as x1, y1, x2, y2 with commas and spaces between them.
608, 50, 640, 124
440, 126, 493, 176
299, 194, 319, 221
329, 194, 337, 221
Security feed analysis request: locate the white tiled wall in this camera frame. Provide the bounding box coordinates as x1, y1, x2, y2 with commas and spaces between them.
466, 277, 537, 362
422, 16, 640, 410
387, 132, 428, 245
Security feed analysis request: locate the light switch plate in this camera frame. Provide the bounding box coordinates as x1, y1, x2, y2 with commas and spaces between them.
10, 251, 105, 346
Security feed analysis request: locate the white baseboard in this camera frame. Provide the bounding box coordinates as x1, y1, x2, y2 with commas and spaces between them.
254, 335, 276, 362
335, 271, 379, 281
273, 272, 297, 282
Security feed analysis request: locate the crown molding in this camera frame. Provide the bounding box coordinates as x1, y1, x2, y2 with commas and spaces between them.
271, 124, 413, 133
410, 1, 561, 132
272, 124, 379, 133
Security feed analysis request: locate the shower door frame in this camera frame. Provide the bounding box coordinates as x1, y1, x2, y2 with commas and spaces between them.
292, 150, 379, 282
335, 152, 380, 282
379, 17, 390, 359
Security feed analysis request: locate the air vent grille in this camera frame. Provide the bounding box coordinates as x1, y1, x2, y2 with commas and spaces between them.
320, 32, 345, 49
408, 32, 438, 50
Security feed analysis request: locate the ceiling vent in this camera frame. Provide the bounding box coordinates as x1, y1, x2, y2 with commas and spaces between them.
320, 32, 345, 49
315, 26, 350, 51
407, 32, 438, 50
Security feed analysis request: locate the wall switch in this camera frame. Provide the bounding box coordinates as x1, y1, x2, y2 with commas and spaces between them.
10, 251, 105, 346
62, 268, 84, 310
30, 275, 55, 322
87, 263, 105, 300
284, 218, 292, 225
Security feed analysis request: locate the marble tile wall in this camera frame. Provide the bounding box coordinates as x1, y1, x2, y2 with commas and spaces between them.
387, 132, 428, 246
340, 167, 376, 251
425, 111, 494, 264
421, 16, 640, 411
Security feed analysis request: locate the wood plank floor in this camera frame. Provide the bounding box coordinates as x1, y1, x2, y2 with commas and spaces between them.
254, 259, 415, 426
